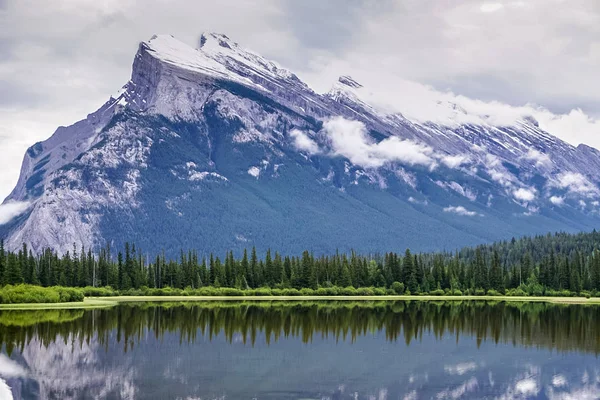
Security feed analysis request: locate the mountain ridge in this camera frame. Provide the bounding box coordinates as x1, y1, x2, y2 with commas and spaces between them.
2, 33, 600, 256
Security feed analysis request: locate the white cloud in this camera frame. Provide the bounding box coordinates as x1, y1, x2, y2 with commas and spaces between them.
553, 172, 598, 195
443, 205, 480, 216
0, 354, 27, 378
480, 3, 504, 13
441, 154, 469, 168
408, 196, 428, 205
436, 377, 478, 399
488, 169, 516, 188
327, 74, 600, 153
323, 117, 436, 169
549, 195, 564, 206
547, 385, 600, 400
0, 201, 31, 225
552, 375, 568, 388
290, 129, 320, 154
0, 379, 12, 400
535, 109, 600, 153
523, 149, 552, 168
444, 362, 478, 376
515, 378, 539, 396
403, 390, 417, 400
513, 187, 536, 202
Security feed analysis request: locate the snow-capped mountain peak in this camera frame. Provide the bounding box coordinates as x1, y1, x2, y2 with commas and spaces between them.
3, 32, 600, 256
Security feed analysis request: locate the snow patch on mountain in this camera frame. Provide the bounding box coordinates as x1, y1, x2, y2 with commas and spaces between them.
247, 166, 261, 178
435, 181, 477, 201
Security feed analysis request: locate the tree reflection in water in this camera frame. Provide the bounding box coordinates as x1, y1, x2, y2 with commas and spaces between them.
1, 300, 600, 355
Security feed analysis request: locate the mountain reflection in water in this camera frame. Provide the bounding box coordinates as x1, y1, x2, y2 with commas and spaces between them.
1, 300, 600, 399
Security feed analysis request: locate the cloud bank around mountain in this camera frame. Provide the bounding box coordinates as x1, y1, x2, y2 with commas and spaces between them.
0, 201, 30, 225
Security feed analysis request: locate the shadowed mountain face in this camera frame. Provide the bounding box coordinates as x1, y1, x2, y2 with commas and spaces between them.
2, 33, 600, 256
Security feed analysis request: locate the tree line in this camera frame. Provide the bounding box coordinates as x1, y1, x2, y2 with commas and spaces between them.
3, 230, 600, 295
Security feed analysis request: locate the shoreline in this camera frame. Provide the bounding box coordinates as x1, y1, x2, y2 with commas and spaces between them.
2, 295, 600, 310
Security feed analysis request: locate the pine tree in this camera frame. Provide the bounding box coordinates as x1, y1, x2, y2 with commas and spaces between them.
489, 250, 503, 291
4, 252, 22, 285
265, 249, 273, 287
117, 252, 125, 289
0, 239, 5, 285
403, 249, 417, 293
473, 248, 487, 290
338, 258, 352, 287
301, 251, 317, 289
250, 247, 258, 288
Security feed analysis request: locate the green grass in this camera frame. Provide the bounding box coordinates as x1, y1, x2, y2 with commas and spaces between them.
3, 285, 600, 310
0, 298, 117, 310
94, 294, 600, 305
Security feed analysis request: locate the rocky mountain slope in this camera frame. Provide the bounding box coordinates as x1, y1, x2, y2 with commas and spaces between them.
2, 33, 600, 256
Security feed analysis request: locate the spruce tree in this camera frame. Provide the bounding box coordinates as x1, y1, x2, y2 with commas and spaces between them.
339, 259, 352, 287
489, 250, 503, 291
403, 249, 417, 293
4, 253, 22, 285
0, 239, 5, 285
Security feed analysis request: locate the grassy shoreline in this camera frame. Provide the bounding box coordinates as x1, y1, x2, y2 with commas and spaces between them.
2, 295, 600, 310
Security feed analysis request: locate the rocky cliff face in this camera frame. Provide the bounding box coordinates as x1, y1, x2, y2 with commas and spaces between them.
2, 33, 600, 256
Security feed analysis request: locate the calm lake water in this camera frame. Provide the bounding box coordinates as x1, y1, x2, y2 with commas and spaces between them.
1, 301, 600, 399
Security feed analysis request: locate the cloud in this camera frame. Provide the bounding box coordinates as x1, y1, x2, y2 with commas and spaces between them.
480, 3, 504, 13
436, 377, 478, 399
513, 187, 536, 202
549, 195, 564, 206
553, 172, 598, 195
408, 196, 427, 205
324, 73, 600, 152
0, 380, 12, 400
441, 154, 469, 168
403, 390, 417, 400
444, 362, 478, 376
535, 108, 600, 153
552, 375, 568, 388
290, 129, 320, 154
515, 378, 539, 396
322, 117, 436, 169
523, 149, 552, 168
0, 200, 30, 225
303, 1, 600, 123
443, 205, 480, 216
0, 354, 27, 377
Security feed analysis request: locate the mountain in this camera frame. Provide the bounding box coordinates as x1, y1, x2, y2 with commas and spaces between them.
2, 32, 600, 256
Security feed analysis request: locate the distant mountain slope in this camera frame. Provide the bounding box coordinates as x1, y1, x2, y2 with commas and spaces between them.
2, 33, 600, 256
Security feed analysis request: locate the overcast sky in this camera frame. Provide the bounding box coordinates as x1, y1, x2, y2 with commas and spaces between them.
1, 0, 599, 201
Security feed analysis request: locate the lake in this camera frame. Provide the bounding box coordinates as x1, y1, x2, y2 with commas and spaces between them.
1, 301, 600, 399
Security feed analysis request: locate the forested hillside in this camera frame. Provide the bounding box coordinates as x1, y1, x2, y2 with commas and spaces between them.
3, 230, 600, 296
